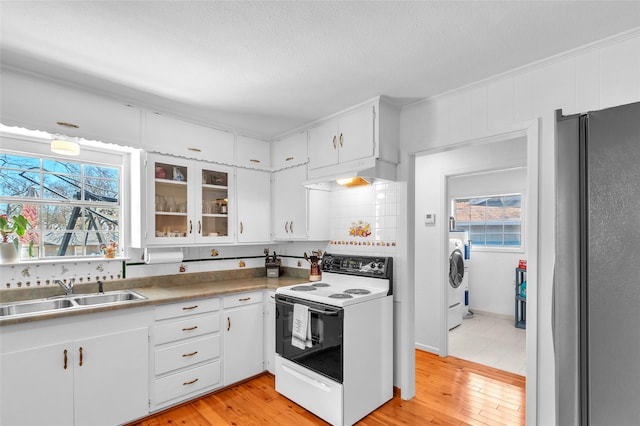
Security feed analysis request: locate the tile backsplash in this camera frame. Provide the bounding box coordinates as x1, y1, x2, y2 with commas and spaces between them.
1, 259, 124, 289
328, 182, 398, 256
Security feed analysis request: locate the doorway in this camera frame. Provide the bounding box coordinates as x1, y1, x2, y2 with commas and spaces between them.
446, 167, 527, 375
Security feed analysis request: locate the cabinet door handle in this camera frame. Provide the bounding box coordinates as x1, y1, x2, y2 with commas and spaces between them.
285, 156, 294, 162
63, 349, 68, 370
240, 221, 244, 234
182, 325, 198, 331
284, 221, 289, 233
182, 351, 198, 357
189, 220, 193, 234
182, 305, 198, 310
290, 221, 293, 233
227, 317, 231, 331
183, 378, 199, 386
78, 347, 83, 367
198, 220, 202, 234
239, 297, 251, 302
339, 133, 343, 147
332, 135, 337, 149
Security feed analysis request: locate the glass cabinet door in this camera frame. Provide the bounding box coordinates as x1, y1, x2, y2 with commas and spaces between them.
151, 158, 190, 243
198, 167, 230, 241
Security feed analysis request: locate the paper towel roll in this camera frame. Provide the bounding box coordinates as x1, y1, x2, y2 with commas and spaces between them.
144, 249, 183, 264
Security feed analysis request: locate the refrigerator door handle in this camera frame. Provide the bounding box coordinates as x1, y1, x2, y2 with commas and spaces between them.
551, 261, 556, 356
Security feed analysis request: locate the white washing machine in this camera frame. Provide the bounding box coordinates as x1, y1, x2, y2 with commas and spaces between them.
448, 231, 468, 330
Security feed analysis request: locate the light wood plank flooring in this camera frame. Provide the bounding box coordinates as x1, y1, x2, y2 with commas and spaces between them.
129, 350, 525, 426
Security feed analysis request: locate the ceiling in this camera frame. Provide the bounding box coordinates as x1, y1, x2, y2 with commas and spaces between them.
1, 1, 639, 139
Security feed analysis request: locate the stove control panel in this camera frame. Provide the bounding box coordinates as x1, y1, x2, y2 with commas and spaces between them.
321, 253, 393, 279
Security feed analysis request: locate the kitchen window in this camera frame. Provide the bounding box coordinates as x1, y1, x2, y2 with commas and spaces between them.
0, 134, 125, 259
453, 194, 522, 249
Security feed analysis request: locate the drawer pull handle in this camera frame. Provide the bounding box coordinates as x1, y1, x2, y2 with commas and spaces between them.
182, 326, 198, 331
249, 159, 260, 163
63, 349, 68, 370
182, 305, 198, 310
79, 347, 83, 367
182, 351, 198, 357
285, 156, 294, 161
183, 378, 199, 386
239, 297, 251, 302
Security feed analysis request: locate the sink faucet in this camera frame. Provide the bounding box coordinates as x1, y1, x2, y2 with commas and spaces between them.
55, 279, 73, 296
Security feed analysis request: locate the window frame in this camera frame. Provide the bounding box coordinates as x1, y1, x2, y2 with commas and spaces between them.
451, 192, 525, 253
0, 131, 129, 262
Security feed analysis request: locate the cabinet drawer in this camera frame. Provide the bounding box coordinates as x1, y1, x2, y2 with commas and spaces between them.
155, 335, 220, 376
223, 291, 263, 309
155, 298, 220, 320
154, 360, 221, 406
153, 313, 220, 345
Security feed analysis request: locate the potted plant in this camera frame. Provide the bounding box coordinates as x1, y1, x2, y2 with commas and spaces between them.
0, 214, 32, 263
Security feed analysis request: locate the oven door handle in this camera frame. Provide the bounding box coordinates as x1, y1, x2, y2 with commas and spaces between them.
281, 364, 331, 392
277, 298, 340, 316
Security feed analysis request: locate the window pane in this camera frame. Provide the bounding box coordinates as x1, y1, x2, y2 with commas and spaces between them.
41, 205, 84, 231
0, 170, 41, 197
43, 173, 82, 200
42, 159, 81, 175
85, 177, 119, 202
43, 232, 86, 257
454, 194, 521, 248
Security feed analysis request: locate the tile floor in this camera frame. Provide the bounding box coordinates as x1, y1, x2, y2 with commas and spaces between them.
449, 311, 526, 376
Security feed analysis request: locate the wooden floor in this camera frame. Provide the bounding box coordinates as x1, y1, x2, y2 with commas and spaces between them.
130, 350, 525, 426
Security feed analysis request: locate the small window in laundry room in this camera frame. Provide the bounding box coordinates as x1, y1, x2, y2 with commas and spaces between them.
453, 194, 522, 249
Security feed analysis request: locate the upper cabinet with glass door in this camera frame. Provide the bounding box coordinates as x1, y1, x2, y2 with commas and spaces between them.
146, 153, 233, 245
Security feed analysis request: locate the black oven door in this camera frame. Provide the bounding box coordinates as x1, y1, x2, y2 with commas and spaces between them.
275, 294, 344, 383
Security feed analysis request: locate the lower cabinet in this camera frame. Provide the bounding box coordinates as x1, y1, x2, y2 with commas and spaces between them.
0, 311, 150, 426
150, 297, 223, 411
223, 291, 264, 385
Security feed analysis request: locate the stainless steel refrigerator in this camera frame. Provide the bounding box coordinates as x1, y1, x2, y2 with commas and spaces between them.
555, 101, 640, 426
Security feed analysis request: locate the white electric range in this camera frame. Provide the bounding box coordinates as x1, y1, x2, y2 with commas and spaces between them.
274, 253, 394, 426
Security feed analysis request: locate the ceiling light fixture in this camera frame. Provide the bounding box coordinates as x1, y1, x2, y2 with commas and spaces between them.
50, 136, 80, 156
336, 177, 370, 187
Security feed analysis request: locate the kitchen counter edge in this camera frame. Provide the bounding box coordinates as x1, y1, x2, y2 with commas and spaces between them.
0, 275, 307, 326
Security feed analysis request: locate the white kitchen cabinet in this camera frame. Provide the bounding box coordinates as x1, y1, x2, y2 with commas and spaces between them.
1, 69, 141, 147
264, 290, 276, 374
1, 342, 74, 426
223, 291, 264, 386
144, 112, 235, 164
272, 165, 308, 240
1, 309, 151, 426
308, 104, 375, 170
271, 131, 308, 169
236, 168, 271, 243
236, 135, 271, 170
150, 297, 222, 411
146, 152, 234, 245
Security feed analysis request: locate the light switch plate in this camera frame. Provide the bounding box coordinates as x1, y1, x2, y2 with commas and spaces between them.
424, 213, 435, 224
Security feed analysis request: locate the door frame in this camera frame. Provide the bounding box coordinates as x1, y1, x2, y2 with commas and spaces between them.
411, 118, 539, 426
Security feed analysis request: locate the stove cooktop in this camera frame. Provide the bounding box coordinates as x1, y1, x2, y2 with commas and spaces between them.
277, 273, 390, 307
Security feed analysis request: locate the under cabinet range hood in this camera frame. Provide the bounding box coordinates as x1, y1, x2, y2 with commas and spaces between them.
303, 157, 396, 190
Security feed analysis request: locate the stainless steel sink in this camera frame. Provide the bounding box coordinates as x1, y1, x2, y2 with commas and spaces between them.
0, 298, 75, 317
73, 290, 146, 306
0, 290, 146, 319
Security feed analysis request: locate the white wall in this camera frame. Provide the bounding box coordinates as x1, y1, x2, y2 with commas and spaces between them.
401, 29, 640, 426
414, 138, 527, 352
449, 167, 527, 317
